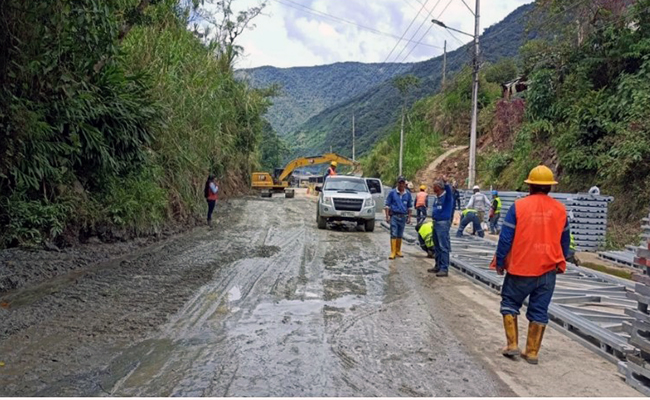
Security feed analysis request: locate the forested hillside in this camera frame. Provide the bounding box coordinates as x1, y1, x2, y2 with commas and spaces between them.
0, 0, 272, 248
365, 0, 650, 246
285, 3, 535, 158
237, 62, 407, 135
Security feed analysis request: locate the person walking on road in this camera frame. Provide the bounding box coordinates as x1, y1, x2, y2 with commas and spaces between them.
324, 161, 337, 181
385, 176, 413, 260
466, 185, 490, 224
456, 208, 484, 238
491, 165, 571, 365
429, 177, 454, 277
415, 185, 429, 225
204, 175, 219, 227
415, 221, 436, 259
489, 190, 502, 234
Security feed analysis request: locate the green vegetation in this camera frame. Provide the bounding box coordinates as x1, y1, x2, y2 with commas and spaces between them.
363, 0, 650, 248
363, 66, 502, 183
238, 62, 408, 135
283, 3, 535, 159
0, 0, 273, 247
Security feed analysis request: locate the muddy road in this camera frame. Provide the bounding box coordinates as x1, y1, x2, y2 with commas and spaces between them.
0, 191, 634, 396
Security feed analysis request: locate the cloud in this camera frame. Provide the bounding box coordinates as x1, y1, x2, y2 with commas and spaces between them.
226, 0, 534, 69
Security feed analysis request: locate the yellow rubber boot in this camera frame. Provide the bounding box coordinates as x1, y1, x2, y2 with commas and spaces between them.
501, 315, 520, 357
389, 239, 397, 260
521, 322, 546, 365
396, 238, 404, 258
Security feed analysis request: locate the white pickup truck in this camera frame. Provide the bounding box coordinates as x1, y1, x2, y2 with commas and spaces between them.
315, 176, 383, 232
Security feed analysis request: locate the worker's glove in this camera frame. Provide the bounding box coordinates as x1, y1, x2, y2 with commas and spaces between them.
496, 266, 505, 276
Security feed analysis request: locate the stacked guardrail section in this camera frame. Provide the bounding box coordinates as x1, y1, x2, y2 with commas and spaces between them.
634, 208, 650, 273
619, 282, 650, 395
454, 190, 613, 251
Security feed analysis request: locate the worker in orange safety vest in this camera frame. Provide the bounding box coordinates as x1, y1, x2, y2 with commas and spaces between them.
324, 161, 337, 180
490, 165, 571, 365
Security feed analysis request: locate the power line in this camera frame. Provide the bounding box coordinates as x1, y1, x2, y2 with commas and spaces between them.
380, 0, 432, 65
391, 0, 445, 63
271, 0, 442, 49
400, 0, 454, 63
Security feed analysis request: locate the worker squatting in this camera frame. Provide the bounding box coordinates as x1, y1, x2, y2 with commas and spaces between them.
385, 165, 574, 365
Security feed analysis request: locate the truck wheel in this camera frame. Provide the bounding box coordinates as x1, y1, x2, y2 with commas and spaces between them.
317, 212, 327, 230
365, 219, 375, 232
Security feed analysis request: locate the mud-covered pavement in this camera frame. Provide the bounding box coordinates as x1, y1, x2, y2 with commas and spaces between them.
0, 191, 635, 396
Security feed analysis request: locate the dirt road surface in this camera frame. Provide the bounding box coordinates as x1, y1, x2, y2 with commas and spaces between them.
0, 190, 639, 396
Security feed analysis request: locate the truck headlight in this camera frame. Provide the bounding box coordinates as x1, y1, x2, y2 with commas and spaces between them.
323, 196, 332, 205
366, 198, 375, 208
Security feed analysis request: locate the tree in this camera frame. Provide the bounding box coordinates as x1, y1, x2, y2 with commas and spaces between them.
194, 0, 267, 68
392, 75, 421, 175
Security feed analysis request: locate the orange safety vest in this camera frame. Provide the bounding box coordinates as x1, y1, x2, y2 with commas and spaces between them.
507, 194, 567, 276
415, 192, 428, 208
327, 167, 337, 177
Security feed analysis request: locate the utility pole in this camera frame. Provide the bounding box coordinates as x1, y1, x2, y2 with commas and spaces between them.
442, 40, 447, 89
468, 0, 480, 188
399, 109, 405, 176
352, 114, 356, 161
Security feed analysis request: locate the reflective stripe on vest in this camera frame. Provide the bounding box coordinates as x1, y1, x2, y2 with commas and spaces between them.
495, 197, 502, 214
509, 194, 567, 276
328, 167, 337, 176
462, 208, 477, 217
570, 233, 576, 251
416, 192, 428, 208
418, 222, 435, 248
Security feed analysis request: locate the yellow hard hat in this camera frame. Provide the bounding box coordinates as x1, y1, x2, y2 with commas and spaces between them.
420, 185, 426, 191
331, 161, 338, 167
524, 165, 558, 185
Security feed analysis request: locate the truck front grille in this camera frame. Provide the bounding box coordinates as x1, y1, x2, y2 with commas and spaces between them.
333, 198, 363, 212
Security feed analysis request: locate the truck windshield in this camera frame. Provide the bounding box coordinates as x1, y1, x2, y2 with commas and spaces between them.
324, 178, 368, 192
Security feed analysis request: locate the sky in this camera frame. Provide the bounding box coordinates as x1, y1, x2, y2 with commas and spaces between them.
213, 0, 534, 69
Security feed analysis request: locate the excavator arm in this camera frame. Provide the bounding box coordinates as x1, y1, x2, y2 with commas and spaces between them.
277, 153, 359, 183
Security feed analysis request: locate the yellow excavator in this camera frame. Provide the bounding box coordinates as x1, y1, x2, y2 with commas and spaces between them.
251, 153, 359, 198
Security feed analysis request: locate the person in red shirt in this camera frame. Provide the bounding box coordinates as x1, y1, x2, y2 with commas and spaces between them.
491, 165, 571, 365
204, 175, 219, 227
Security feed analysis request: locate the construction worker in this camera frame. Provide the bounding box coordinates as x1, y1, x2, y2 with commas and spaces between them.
466, 185, 490, 224
415, 185, 429, 225
489, 190, 502, 234
456, 208, 484, 238
492, 165, 570, 365
415, 221, 435, 258
453, 183, 461, 212
567, 233, 579, 265
385, 176, 413, 260
429, 177, 454, 276
324, 161, 337, 180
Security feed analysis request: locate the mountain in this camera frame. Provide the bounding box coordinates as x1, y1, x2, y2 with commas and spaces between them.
285, 3, 536, 158
236, 62, 408, 135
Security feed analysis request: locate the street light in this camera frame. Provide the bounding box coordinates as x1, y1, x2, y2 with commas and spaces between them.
431, 0, 480, 189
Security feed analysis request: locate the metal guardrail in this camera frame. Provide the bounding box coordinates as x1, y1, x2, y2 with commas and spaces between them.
454, 190, 613, 252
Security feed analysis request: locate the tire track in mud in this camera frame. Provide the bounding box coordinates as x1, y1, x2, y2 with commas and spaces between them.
1, 192, 515, 396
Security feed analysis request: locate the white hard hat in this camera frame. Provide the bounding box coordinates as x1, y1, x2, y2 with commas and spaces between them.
472, 185, 480, 190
